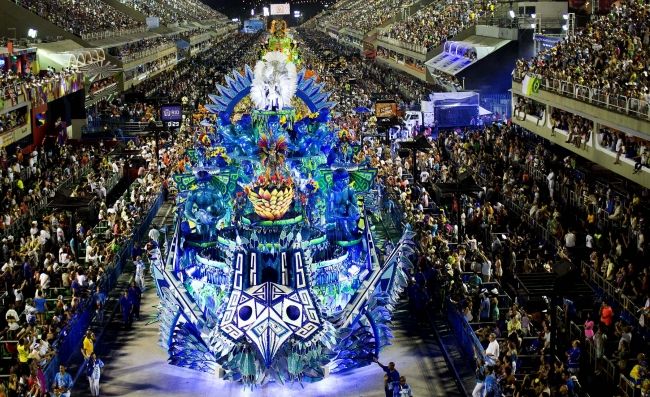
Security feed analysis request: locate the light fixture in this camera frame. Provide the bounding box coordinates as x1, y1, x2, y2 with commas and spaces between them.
562, 24, 568, 31
531, 13, 536, 19
562, 13, 569, 20
509, 9, 515, 18
530, 23, 536, 29
251, 9, 255, 16
27, 28, 37, 38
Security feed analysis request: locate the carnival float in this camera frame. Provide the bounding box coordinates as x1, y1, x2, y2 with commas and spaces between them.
153, 23, 415, 387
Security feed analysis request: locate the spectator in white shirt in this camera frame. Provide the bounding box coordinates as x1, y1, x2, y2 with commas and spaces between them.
564, 229, 576, 248
481, 259, 492, 282
39, 271, 50, 290
546, 170, 555, 199
420, 170, 430, 183
485, 333, 500, 365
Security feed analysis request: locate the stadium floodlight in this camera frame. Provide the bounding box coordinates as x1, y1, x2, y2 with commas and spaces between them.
263, 7, 270, 16
27, 28, 37, 38
509, 9, 515, 18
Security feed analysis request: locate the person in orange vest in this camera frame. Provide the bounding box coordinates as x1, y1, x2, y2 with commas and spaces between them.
599, 301, 614, 334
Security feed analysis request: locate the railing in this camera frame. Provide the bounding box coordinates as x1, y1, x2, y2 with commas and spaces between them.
118, 43, 176, 63
447, 301, 487, 362
579, 261, 641, 325
513, 71, 650, 122
511, 157, 644, 324
476, 15, 519, 28
0, 162, 92, 238
500, 194, 562, 251
376, 36, 428, 55
43, 189, 164, 388
83, 118, 164, 134
0, 83, 28, 111
81, 26, 147, 41
619, 374, 640, 397
500, 164, 643, 325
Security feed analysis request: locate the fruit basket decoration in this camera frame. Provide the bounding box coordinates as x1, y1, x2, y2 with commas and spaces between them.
246, 173, 294, 220
245, 129, 294, 220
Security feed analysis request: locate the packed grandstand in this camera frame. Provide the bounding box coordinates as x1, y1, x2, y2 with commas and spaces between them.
0, 0, 648, 396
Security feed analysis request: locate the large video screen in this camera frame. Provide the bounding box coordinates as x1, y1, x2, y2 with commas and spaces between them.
270, 3, 290, 15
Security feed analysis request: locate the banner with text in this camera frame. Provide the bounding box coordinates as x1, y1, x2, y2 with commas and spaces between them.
270, 3, 290, 15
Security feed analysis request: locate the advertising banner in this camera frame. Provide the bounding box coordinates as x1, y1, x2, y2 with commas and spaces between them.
270, 3, 290, 15
160, 104, 183, 122
375, 101, 398, 118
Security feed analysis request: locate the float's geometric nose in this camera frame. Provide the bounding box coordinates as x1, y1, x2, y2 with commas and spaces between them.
245, 307, 292, 367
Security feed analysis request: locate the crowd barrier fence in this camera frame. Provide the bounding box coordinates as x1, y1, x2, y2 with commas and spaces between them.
512, 71, 650, 121
42, 190, 163, 387
0, 163, 92, 238
579, 261, 640, 325
118, 43, 176, 63
447, 301, 487, 362
81, 26, 147, 41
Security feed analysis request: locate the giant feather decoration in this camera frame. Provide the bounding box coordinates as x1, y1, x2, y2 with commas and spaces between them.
250, 51, 298, 110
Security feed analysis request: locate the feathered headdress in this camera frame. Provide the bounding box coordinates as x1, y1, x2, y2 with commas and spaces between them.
250, 51, 297, 110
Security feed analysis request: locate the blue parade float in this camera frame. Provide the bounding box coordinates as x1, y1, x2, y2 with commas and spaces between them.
152, 30, 415, 387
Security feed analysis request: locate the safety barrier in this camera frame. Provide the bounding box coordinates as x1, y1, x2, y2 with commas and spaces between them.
579, 261, 640, 325
0, 162, 92, 238
513, 71, 650, 121
376, 36, 428, 54
83, 119, 164, 135
499, 182, 641, 326
447, 301, 487, 362
81, 26, 147, 41
619, 374, 640, 397
118, 43, 176, 63
42, 190, 164, 387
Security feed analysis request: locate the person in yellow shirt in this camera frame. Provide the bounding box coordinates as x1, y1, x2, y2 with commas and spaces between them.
507, 314, 522, 337
586, 210, 595, 226
81, 330, 95, 360
17, 338, 30, 375
630, 354, 647, 385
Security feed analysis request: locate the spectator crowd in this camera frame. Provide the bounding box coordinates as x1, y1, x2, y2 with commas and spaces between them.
319, 0, 414, 33
15, 0, 144, 37
15, 0, 226, 38
381, 0, 491, 52
1, 5, 648, 394
298, 27, 648, 397
0, 129, 190, 396
515, 0, 650, 110
108, 36, 174, 62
